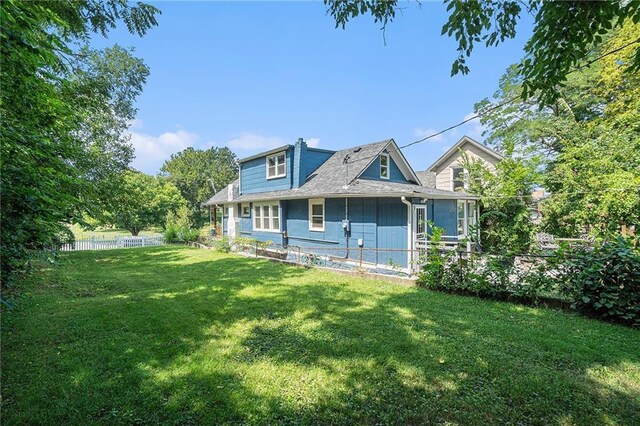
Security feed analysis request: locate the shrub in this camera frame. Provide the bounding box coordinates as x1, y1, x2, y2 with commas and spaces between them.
164, 223, 179, 243
415, 225, 447, 288
558, 236, 640, 326
164, 206, 199, 243
214, 237, 231, 253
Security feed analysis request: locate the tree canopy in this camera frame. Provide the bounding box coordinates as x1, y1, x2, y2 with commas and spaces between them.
98, 171, 185, 236
325, 0, 640, 104
0, 0, 160, 285
475, 22, 640, 237
161, 147, 238, 227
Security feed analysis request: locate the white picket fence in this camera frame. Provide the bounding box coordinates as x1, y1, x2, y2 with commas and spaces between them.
60, 235, 164, 251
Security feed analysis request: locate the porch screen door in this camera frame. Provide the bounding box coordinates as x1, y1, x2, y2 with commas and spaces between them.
413, 205, 427, 249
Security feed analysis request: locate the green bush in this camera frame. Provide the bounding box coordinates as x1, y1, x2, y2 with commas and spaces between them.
415, 225, 447, 288
164, 223, 179, 243
178, 227, 200, 243
164, 206, 199, 243
214, 237, 231, 253
558, 236, 640, 327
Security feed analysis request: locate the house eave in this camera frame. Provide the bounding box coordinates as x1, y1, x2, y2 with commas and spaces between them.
238, 145, 293, 164
426, 135, 503, 172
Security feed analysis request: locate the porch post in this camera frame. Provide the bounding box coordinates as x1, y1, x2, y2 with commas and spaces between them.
476, 202, 481, 246
464, 200, 470, 253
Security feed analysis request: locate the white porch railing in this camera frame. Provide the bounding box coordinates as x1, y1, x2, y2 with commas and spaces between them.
414, 234, 476, 253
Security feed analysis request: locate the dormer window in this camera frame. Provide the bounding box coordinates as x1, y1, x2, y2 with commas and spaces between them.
266, 152, 286, 179
380, 153, 389, 179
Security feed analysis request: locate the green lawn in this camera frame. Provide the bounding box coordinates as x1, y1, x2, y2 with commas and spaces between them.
67, 223, 162, 239
2, 247, 639, 425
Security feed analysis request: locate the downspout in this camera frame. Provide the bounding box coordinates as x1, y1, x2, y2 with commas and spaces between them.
344, 197, 349, 259
401, 196, 412, 270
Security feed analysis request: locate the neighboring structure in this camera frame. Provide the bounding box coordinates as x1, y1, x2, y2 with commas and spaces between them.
418, 136, 548, 224
420, 136, 503, 192
204, 138, 479, 271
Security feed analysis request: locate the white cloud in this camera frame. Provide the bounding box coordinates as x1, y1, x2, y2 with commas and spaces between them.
127, 118, 144, 130
306, 137, 320, 148
225, 132, 287, 151
413, 128, 444, 142
129, 130, 198, 173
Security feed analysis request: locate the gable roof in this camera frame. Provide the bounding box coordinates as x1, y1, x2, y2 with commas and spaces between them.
238, 145, 292, 163
416, 171, 436, 188
426, 135, 503, 172
203, 138, 477, 206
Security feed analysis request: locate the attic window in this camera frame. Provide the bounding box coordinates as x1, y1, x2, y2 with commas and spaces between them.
380, 153, 389, 179
266, 152, 286, 179
452, 167, 466, 191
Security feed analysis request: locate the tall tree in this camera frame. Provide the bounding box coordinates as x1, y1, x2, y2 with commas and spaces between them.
99, 171, 185, 236
160, 147, 238, 227
0, 1, 159, 285
475, 22, 640, 236
325, 0, 640, 104
461, 146, 540, 254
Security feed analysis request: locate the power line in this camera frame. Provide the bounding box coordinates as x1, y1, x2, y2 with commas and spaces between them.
479, 186, 640, 201
344, 38, 640, 169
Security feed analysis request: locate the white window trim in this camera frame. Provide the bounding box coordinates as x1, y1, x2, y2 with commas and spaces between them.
266, 151, 287, 180
451, 166, 468, 191
457, 200, 467, 237
241, 203, 250, 217
308, 198, 325, 232
380, 153, 390, 180
252, 202, 281, 233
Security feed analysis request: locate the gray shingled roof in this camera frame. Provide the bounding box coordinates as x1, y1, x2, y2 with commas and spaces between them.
303, 139, 393, 190
203, 139, 476, 206
416, 171, 436, 188
203, 179, 239, 205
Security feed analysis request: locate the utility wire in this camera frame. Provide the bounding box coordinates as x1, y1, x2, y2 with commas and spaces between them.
344, 38, 640, 168
479, 186, 640, 200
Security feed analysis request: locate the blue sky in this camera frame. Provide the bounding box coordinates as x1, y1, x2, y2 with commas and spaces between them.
92, 1, 533, 174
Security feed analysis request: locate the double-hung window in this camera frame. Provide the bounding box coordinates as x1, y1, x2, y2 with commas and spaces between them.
308, 198, 325, 231
380, 153, 389, 179
457, 200, 477, 237
253, 202, 280, 232
266, 152, 286, 179
452, 167, 465, 191
241, 203, 250, 217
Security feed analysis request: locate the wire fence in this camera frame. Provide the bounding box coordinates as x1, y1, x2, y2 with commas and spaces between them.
60, 235, 164, 251
234, 241, 432, 277
227, 237, 596, 279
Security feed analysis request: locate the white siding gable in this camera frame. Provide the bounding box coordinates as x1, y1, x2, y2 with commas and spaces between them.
434, 141, 500, 191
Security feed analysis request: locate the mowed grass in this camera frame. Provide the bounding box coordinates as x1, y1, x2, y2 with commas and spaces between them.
67, 223, 162, 239
2, 247, 639, 425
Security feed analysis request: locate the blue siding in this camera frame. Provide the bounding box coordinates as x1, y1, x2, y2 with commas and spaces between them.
360, 153, 409, 183
240, 148, 293, 194
430, 199, 458, 236
230, 196, 462, 268
304, 149, 334, 178
376, 198, 408, 266
238, 197, 408, 266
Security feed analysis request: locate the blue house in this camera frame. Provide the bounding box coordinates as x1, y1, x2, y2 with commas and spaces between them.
204, 138, 478, 271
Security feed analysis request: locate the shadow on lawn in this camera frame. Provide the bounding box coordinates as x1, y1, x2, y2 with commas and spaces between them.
4, 247, 639, 425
